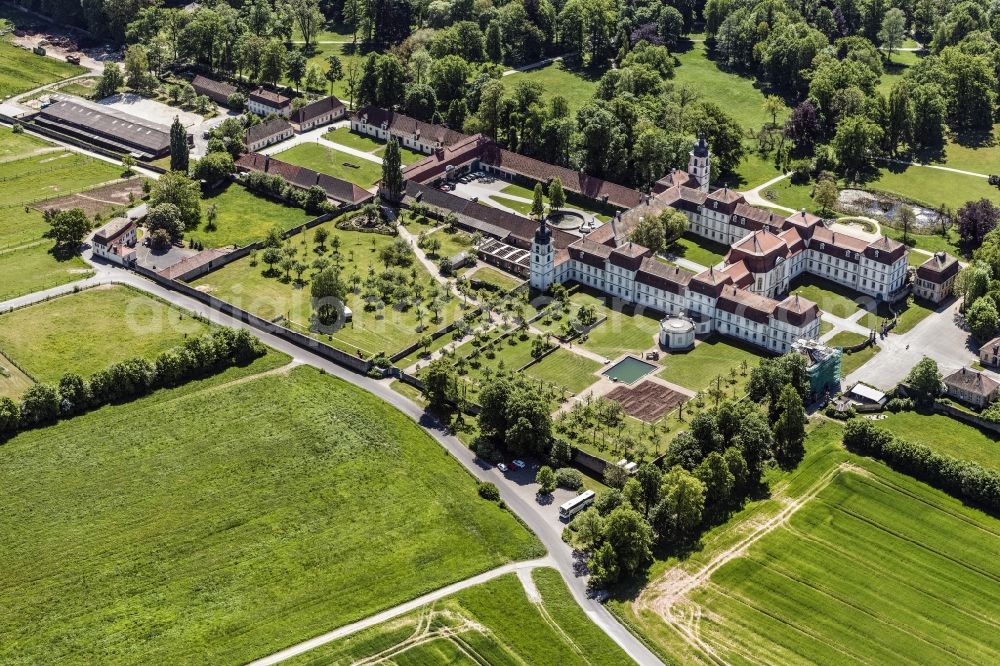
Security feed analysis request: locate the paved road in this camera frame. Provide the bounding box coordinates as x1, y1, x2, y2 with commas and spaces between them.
247, 557, 555, 666
2, 260, 663, 666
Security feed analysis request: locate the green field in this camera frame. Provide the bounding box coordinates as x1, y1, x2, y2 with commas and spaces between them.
828, 331, 879, 375
925, 124, 1000, 175
683, 467, 1000, 664
667, 233, 728, 268
860, 164, 1000, 209
657, 337, 766, 394
500, 61, 600, 116
878, 411, 1000, 474
187, 184, 312, 248
672, 42, 786, 132
0, 41, 85, 99
0, 241, 93, 302
0, 354, 33, 399
859, 295, 934, 334
274, 143, 382, 187
789, 274, 866, 320
288, 568, 630, 665
322, 127, 426, 164
0, 365, 541, 664
877, 49, 922, 96
190, 219, 464, 357
881, 225, 962, 257
617, 421, 1000, 664
0, 286, 210, 383
0, 125, 52, 162
757, 177, 819, 213
425, 227, 473, 260
0, 149, 122, 209
523, 348, 602, 395
577, 294, 662, 360
489, 194, 535, 216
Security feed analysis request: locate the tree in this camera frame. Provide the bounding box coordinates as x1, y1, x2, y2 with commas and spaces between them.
422, 357, 457, 411
763, 95, 784, 128
124, 44, 151, 92
878, 8, 906, 60
966, 298, 999, 342
548, 177, 566, 210
813, 179, 839, 216
832, 115, 883, 181
570, 508, 604, 551
150, 171, 201, 231
958, 199, 1000, 248
58, 372, 88, 415
785, 101, 821, 153
146, 203, 184, 242
0, 396, 19, 438
261, 39, 287, 85
772, 384, 807, 465
192, 151, 235, 183
694, 452, 734, 509
121, 153, 136, 176
380, 139, 404, 202
628, 214, 667, 254
651, 466, 706, 545
311, 267, 347, 325
95, 62, 124, 98
897, 204, 916, 244
291, 0, 323, 49
530, 183, 545, 219
600, 505, 653, 579
660, 209, 688, 244
325, 54, 343, 95
477, 375, 551, 456
905, 357, 942, 405
535, 465, 556, 494
19, 383, 60, 426
286, 50, 307, 91
45, 208, 91, 256
169, 116, 189, 173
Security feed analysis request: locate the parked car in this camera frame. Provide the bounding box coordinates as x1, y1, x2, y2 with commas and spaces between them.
497, 463, 508, 472
512, 459, 526, 469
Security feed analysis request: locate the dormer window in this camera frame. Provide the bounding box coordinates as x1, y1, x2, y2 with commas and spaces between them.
820, 243, 825, 250
874, 250, 879, 258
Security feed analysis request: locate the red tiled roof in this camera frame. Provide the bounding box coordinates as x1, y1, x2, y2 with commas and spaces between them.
291, 96, 345, 124
716, 285, 777, 324
774, 294, 820, 327
863, 235, 907, 265
246, 117, 292, 145
192, 75, 237, 105
635, 257, 693, 294
355, 107, 469, 147
916, 252, 959, 283
235, 152, 372, 205
689, 266, 733, 297
249, 86, 290, 107
402, 134, 488, 183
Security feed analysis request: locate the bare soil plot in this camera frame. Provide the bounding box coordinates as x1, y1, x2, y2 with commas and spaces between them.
33, 178, 146, 218
605, 380, 688, 422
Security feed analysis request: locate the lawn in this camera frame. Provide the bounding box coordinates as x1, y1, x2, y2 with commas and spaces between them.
0, 286, 210, 383
788, 274, 865, 320
190, 219, 465, 358
578, 295, 663, 360
286, 569, 630, 666
0, 41, 86, 99
424, 227, 473, 260
0, 241, 93, 302
924, 124, 1000, 175
617, 421, 1000, 664
858, 295, 935, 333
524, 347, 602, 395
0, 150, 123, 209
0, 354, 33, 399
0, 365, 541, 664
469, 266, 523, 292
657, 336, 766, 394
878, 410, 1000, 474
858, 164, 1000, 210
500, 61, 600, 115
295, 43, 361, 101
757, 177, 819, 213
489, 194, 534, 216
273, 142, 381, 187
877, 49, 922, 96
881, 224, 962, 257
672, 42, 787, 132
682, 467, 1000, 664
0, 125, 53, 162
722, 150, 784, 190
827, 331, 879, 375
187, 184, 312, 248
667, 233, 728, 268
322, 127, 427, 164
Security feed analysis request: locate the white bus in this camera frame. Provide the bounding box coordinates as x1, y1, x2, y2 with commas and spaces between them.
559, 490, 596, 520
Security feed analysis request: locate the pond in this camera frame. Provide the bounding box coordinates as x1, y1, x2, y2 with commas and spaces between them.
602, 356, 657, 385
838, 189, 939, 229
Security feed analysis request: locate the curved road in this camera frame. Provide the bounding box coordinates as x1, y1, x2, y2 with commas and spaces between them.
2, 261, 664, 666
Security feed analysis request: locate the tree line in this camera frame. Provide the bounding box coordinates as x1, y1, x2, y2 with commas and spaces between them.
0, 327, 265, 439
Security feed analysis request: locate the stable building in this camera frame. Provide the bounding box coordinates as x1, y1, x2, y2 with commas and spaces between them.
191, 75, 237, 106
248, 87, 291, 117
92, 217, 136, 265
291, 96, 346, 132
914, 252, 959, 303
36, 98, 175, 159
245, 117, 293, 152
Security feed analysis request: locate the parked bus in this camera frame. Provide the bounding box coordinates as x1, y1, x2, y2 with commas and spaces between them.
559, 490, 596, 520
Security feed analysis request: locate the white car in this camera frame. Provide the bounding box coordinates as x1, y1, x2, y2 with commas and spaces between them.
497, 463, 508, 472
512, 459, 526, 469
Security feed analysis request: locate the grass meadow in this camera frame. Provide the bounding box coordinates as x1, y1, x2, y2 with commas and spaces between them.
287, 569, 630, 666
524, 347, 602, 395
860, 164, 1000, 210
0, 242, 92, 302
667, 233, 728, 268
0, 41, 85, 99
322, 127, 426, 164
0, 365, 541, 664
187, 184, 312, 249
657, 337, 765, 394
0, 286, 210, 383
0, 353, 33, 399
878, 410, 1000, 474
788, 274, 866, 320
274, 142, 381, 187
827, 331, 880, 376
468, 266, 523, 291
499, 61, 600, 116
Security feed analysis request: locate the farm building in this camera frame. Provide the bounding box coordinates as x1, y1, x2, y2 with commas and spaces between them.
191, 75, 238, 106
248, 87, 291, 117
92, 217, 137, 265
35, 98, 176, 159
290, 96, 346, 132
245, 117, 293, 152
943, 367, 1000, 409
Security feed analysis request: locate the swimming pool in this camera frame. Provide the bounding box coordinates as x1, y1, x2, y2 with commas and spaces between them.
602, 356, 657, 385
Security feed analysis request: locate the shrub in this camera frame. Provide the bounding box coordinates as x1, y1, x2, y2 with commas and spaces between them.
477, 481, 501, 501
885, 397, 913, 413
555, 467, 584, 490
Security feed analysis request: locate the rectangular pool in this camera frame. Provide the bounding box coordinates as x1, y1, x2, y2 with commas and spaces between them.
602, 356, 657, 385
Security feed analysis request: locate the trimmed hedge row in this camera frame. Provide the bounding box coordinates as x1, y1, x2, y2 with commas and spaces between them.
843, 418, 1000, 513
0, 328, 266, 438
